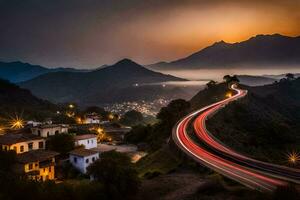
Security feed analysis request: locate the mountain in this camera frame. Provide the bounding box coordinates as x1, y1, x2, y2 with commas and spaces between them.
0, 61, 88, 83
0, 79, 57, 120
19, 59, 187, 106
263, 73, 300, 80
205, 78, 300, 164
148, 34, 300, 70
237, 75, 276, 86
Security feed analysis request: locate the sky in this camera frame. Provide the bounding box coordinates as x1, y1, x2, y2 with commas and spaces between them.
0, 0, 300, 68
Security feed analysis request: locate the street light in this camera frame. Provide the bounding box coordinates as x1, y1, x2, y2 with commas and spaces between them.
225, 92, 232, 98
10, 117, 24, 129
288, 151, 299, 164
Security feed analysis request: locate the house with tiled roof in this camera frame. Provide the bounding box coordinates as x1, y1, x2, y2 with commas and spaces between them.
0, 133, 45, 154
69, 148, 99, 174
16, 150, 59, 181
0, 132, 58, 181
74, 134, 97, 149
31, 124, 68, 138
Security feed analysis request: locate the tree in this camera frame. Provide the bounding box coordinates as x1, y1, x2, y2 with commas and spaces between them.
223, 75, 240, 84
48, 133, 75, 156
84, 106, 109, 120
286, 73, 295, 80
87, 151, 140, 199
206, 80, 217, 88
124, 124, 152, 144
120, 110, 144, 126
223, 75, 231, 83
157, 99, 190, 127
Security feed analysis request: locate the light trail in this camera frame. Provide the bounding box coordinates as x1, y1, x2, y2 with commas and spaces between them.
172, 84, 299, 192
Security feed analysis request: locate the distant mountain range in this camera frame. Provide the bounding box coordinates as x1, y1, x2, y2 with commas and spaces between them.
19, 59, 188, 106
148, 34, 300, 70
0, 61, 89, 83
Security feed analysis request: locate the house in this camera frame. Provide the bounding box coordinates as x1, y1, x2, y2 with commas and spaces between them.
69, 148, 99, 174
74, 134, 97, 149
31, 124, 68, 138
0, 133, 46, 154
104, 127, 131, 142
16, 150, 59, 181
84, 113, 100, 124
0, 133, 58, 181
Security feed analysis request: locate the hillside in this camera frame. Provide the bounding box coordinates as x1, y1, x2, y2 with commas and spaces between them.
19, 59, 187, 106
0, 79, 57, 120
0, 61, 87, 83
149, 34, 300, 70
206, 78, 300, 164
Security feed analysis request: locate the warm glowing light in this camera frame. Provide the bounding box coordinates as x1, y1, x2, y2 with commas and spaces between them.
69, 104, 74, 109
10, 117, 24, 129
288, 151, 300, 164
225, 92, 232, 98
76, 117, 83, 124
97, 128, 103, 134
108, 114, 114, 120
66, 112, 75, 118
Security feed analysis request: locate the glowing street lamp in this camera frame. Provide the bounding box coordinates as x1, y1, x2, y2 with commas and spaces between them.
69, 104, 74, 109
225, 92, 232, 98
10, 117, 24, 129
288, 151, 299, 164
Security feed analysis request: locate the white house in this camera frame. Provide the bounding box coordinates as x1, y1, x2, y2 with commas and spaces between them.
84, 113, 100, 124
69, 148, 99, 174
74, 134, 97, 149
31, 124, 68, 138
0, 133, 45, 154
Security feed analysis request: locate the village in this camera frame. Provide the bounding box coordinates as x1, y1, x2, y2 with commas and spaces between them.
0, 104, 146, 182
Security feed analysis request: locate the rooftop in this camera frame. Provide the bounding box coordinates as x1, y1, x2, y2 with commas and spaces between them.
17, 150, 59, 163
74, 134, 97, 141
32, 124, 69, 129
69, 148, 98, 157
0, 133, 44, 145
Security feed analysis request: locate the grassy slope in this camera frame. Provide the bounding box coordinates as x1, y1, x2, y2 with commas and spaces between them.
207, 78, 300, 164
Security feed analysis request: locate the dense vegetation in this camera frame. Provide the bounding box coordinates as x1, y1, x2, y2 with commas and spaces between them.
125, 99, 191, 151
120, 110, 144, 126
207, 77, 300, 164
87, 151, 140, 199
0, 79, 57, 122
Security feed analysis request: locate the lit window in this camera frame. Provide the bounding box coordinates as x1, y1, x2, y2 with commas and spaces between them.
39, 141, 44, 149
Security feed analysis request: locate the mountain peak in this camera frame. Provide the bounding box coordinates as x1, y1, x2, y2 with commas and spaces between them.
115, 58, 138, 66
210, 40, 230, 48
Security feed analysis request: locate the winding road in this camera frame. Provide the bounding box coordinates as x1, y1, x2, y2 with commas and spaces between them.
172, 84, 300, 192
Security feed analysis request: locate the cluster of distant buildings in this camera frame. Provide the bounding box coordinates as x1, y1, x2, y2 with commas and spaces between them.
103, 99, 169, 116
